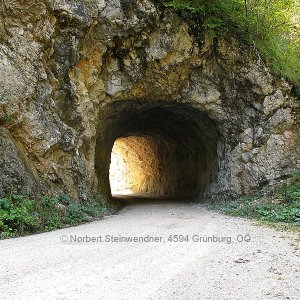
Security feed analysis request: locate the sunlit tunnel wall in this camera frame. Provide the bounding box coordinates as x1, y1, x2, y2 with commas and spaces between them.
109, 135, 166, 196
109, 139, 132, 195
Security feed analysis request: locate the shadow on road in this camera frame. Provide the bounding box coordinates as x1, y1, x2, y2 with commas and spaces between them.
112, 194, 192, 207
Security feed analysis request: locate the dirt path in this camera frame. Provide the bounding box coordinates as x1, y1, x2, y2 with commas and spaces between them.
0, 200, 299, 300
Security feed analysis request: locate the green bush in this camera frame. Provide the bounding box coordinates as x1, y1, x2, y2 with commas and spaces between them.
0, 195, 40, 239
276, 172, 300, 203
0, 194, 108, 239
211, 172, 300, 227
64, 202, 88, 224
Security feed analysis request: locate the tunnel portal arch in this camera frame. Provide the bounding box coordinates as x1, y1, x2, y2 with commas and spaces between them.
96, 101, 222, 203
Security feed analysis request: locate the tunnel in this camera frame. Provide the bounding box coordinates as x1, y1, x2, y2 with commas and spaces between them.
96, 101, 220, 202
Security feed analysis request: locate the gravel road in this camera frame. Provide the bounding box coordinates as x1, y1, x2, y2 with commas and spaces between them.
1, 200, 300, 300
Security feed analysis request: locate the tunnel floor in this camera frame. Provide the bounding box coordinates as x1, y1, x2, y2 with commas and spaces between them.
112, 194, 186, 207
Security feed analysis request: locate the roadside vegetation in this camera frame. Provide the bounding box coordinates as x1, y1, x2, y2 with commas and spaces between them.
164, 0, 300, 87
210, 172, 300, 230
0, 194, 108, 239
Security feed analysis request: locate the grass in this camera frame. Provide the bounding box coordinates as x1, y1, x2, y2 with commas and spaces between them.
209, 172, 300, 231
0, 194, 108, 240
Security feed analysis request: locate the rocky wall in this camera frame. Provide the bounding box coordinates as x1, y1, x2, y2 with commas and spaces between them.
0, 0, 299, 205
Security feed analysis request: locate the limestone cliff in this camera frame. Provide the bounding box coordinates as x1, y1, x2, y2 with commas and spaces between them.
0, 0, 299, 204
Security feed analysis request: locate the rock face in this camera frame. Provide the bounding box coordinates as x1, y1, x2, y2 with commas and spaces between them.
0, 127, 38, 196
0, 0, 299, 204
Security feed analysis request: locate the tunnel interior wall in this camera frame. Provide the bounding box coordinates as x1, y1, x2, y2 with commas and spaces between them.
110, 135, 187, 197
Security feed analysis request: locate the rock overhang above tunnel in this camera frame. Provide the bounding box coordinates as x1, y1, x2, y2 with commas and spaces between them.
0, 0, 299, 204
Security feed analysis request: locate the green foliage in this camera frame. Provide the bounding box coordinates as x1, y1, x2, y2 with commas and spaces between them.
0, 194, 108, 239
0, 195, 41, 239
276, 172, 300, 203
164, 0, 205, 14
164, 0, 300, 84
64, 200, 107, 224
211, 172, 300, 228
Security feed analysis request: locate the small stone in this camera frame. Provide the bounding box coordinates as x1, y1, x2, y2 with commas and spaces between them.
263, 90, 285, 116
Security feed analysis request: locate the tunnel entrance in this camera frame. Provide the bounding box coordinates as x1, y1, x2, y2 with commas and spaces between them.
97, 101, 220, 202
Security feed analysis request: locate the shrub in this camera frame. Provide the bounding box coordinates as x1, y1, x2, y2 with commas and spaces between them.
210, 172, 300, 228
0, 194, 108, 239
0, 195, 40, 239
